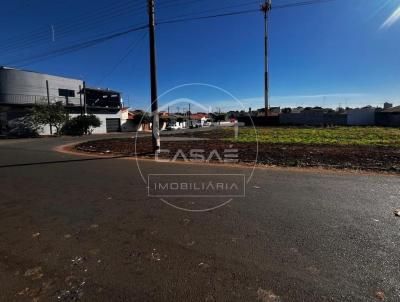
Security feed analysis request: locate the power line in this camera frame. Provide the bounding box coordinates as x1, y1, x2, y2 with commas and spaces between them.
273, 0, 338, 10
157, 0, 204, 9
3, 0, 343, 68
157, 1, 258, 22
8, 24, 148, 67
157, 9, 259, 25
0, 8, 147, 56
0, 1, 147, 54
158, 0, 340, 25
1, 0, 340, 58
0, 13, 147, 56
96, 31, 148, 86
1, 0, 143, 45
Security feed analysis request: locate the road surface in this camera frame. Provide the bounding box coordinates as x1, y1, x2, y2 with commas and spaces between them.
0, 136, 399, 301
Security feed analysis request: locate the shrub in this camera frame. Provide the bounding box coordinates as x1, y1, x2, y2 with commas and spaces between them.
32, 102, 68, 135
61, 115, 101, 136
7, 115, 40, 138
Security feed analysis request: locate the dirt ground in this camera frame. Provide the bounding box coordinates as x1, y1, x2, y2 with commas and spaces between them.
75, 132, 400, 173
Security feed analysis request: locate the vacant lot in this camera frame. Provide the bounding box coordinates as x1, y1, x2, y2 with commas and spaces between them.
229, 127, 400, 147
75, 127, 400, 173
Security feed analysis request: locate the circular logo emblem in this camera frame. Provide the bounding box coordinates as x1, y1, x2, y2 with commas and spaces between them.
134, 83, 258, 212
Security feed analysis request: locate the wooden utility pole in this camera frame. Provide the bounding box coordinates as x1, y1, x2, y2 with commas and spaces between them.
79, 85, 83, 116
148, 0, 160, 152
45, 80, 53, 135
83, 81, 87, 116
261, 0, 272, 116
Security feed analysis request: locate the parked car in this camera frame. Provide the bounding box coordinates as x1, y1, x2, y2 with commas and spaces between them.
166, 123, 180, 131
190, 121, 202, 129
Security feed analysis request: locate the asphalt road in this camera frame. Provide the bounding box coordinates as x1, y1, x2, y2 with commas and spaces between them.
0, 135, 399, 302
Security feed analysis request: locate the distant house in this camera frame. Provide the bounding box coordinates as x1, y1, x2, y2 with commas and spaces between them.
347, 107, 376, 126
376, 106, 400, 127
280, 108, 347, 126
384, 102, 393, 109
121, 108, 137, 132
188, 113, 209, 127
256, 107, 280, 116
270, 107, 281, 114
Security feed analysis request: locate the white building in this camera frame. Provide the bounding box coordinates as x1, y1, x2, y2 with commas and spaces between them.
0, 66, 123, 135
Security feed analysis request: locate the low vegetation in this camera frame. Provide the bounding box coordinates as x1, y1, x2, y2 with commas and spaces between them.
76, 126, 400, 173
32, 102, 68, 135
228, 127, 400, 147
61, 114, 101, 136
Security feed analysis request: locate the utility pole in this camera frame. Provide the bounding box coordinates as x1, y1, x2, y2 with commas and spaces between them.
79, 84, 83, 116
45, 80, 53, 135
148, 0, 160, 153
261, 0, 272, 116
83, 81, 87, 116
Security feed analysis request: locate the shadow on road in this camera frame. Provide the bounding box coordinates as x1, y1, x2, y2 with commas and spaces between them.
0, 155, 131, 169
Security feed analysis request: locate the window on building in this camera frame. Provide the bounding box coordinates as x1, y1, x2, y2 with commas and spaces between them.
58, 89, 75, 98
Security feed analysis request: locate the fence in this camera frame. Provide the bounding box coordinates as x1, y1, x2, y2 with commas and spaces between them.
0, 93, 82, 107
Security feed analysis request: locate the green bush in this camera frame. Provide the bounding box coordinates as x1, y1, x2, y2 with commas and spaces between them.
32, 102, 67, 135
8, 115, 40, 138
61, 115, 101, 136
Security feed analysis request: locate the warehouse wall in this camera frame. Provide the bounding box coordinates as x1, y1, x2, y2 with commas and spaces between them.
280, 111, 347, 126
0, 68, 83, 106
347, 109, 375, 126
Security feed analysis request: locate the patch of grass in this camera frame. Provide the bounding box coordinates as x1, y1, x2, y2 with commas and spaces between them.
225, 127, 400, 147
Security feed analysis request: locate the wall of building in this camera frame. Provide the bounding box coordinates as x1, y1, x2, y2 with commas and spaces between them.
0, 68, 124, 136
324, 113, 347, 126
347, 109, 376, 126
280, 111, 324, 125
33, 112, 122, 135
0, 68, 83, 106
121, 120, 140, 132
1, 107, 122, 135
120, 110, 138, 132
280, 111, 347, 126
87, 112, 122, 134
238, 116, 280, 126
376, 112, 400, 127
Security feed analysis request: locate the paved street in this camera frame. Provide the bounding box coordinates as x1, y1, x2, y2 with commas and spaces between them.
0, 136, 399, 301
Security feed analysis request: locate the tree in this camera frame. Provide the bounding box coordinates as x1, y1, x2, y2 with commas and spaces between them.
32, 102, 67, 135
159, 116, 170, 127
212, 113, 227, 123
7, 115, 40, 138
133, 112, 151, 125
61, 115, 101, 136
80, 115, 101, 134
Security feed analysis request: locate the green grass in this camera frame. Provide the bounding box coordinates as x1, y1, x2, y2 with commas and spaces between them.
225, 127, 400, 147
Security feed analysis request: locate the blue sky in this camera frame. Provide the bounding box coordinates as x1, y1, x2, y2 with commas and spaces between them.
0, 0, 399, 111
